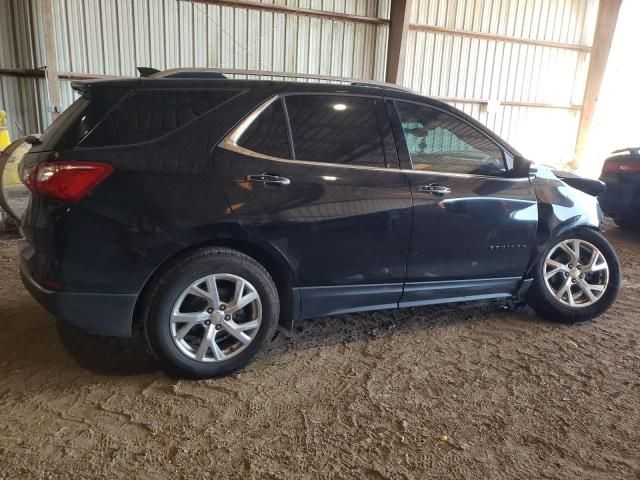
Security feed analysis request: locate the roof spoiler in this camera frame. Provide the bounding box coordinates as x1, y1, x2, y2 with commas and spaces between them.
137, 67, 160, 78
611, 147, 640, 155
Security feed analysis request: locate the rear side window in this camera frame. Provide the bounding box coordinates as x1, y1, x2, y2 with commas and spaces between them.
237, 98, 291, 159
80, 89, 240, 148
396, 101, 505, 176
284, 95, 386, 168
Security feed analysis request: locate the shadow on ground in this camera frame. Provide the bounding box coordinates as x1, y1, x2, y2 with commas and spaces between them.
55, 321, 161, 376
53, 298, 543, 377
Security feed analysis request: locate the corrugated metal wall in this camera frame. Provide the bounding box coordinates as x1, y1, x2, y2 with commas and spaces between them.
0, 0, 47, 139
52, 0, 388, 79
0, 0, 599, 166
403, 0, 598, 165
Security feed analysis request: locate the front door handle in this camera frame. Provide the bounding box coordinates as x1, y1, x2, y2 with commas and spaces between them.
416, 183, 452, 195
246, 174, 291, 186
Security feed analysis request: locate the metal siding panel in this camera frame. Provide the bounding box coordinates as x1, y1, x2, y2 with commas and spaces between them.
148, 0, 165, 69
0, 1, 47, 139
308, 17, 321, 74
83, 0, 103, 74
5, 0, 384, 83
272, 12, 286, 72
162, 0, 178, 69
101, 0, 119, 75
403, 0, 599, 165
373, 22, 387, 81
116, 0, 136, 76
0, 76, 43, 140
0, 1, 18, 68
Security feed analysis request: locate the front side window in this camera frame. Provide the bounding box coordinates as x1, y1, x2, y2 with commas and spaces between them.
284, 95, 386, 168
396, 101, 505, 176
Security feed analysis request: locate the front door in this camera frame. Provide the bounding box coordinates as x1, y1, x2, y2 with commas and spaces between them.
389, 99, 538, 306
215, 92, 413, 318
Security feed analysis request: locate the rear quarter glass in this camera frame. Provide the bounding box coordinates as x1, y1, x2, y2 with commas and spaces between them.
77, 89, 242, 148
29, 87, 132, 153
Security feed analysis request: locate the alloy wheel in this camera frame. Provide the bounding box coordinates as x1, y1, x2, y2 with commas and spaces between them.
170, 273, 262, 362
543, 239, 609, 308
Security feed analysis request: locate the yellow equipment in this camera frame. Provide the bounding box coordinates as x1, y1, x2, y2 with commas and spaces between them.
0, 110, 10, 151
0, 112, 22, 187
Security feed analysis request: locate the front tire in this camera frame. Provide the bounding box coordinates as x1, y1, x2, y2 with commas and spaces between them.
144, 247, 279, 379
526, 228, 621, 323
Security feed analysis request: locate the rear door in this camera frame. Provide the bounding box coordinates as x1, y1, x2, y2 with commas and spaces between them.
215, 92, 413, 319
388, 99, 538, 306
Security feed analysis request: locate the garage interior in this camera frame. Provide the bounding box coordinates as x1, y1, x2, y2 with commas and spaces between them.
1, 0, 639, 478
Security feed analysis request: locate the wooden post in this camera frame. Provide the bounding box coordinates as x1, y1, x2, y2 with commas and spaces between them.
574, 0, 623, 166
41, 0, 62, 122
385, 0, 412, 85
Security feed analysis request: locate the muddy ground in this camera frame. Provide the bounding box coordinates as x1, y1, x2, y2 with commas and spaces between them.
0, 224, 639, 479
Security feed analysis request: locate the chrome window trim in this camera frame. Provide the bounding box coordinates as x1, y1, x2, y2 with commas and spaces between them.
218, 95, 530, 182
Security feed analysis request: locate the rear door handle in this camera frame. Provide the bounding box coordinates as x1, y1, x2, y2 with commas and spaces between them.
246, 174, 291, 186
416, 183, 452, 195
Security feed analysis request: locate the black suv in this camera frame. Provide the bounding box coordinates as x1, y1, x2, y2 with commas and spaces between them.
599, 147, 640, 229
19, 70, 620, 378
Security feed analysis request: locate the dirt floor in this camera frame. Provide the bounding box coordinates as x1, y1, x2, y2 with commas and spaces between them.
0, 224, 639, 480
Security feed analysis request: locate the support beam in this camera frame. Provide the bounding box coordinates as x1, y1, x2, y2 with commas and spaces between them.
385, 0, 412, 85
574, 0, 623, 166
409, 24, 591, 53
188, 0, 388, 25
41, 0, 62, 121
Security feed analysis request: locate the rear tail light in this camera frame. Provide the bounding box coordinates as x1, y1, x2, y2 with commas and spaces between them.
602, 160, 640, 174
22, 161, 113, 203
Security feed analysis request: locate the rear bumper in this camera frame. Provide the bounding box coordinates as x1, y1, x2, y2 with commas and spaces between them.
20, 255, 137, 337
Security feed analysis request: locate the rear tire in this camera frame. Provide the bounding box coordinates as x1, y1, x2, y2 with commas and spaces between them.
143, 247, 279, 379
526, 228, 620, 323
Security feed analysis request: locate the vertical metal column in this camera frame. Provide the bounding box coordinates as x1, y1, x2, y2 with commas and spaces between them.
385, 0, 412, 85
574, 0, 623, 165
41, 0, 62, 121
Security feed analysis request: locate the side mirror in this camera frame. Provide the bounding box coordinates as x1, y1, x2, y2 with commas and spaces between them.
509, 155, 533, 178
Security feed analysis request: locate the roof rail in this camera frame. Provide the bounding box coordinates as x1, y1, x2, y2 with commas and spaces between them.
149, 67, 416, 94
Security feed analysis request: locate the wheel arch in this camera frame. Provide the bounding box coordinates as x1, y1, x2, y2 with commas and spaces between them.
524, 209, 603, 281
131, 233, 298, 336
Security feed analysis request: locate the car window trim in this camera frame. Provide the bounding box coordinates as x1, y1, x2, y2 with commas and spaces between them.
220, 95, 526, 181
388, 98, 511, 176
220, 103, 526, 181
280, 96, 296, 160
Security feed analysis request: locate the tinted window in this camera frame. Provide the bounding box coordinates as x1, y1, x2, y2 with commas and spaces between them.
238, 98, 291, 159
396, 101, 505, 176
30, 96, 89, 152
285, 95, 386, 168
80, 89, 240, 147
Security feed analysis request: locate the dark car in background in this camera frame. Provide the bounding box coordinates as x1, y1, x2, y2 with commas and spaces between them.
17, 69, 621, 378
599, 147, 640, 229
